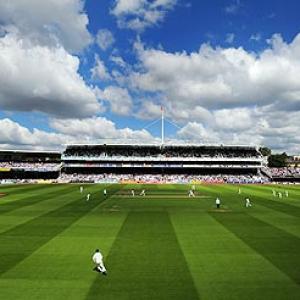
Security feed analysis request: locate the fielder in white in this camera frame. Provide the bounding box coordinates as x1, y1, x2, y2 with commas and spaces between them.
80, 186, 84, 193
92, 249, 107, 275
216, 197, 221, 208
86, 193, 91, 201
285, 190, 289, 197
238, 187, 241, 194
188, 189, 195, 197
245, 197, 252, 208
131, 189, 135, 197
140, 189, 146, 196
104, 189, 107, 197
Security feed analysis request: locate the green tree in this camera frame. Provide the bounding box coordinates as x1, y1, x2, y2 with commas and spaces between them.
268, 152, 288, 167
259, 147, 272, 157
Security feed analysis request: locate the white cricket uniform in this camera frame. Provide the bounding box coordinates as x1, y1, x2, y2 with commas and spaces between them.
188, 190, 195, 197
92, 252, 107, 273
278, 192, 282, 198
131, 190, 135, 197
285, 191, 289, 197
104, 189, 107, 196
238, 188, 241, 194
245, 198, 252, 207
80, 186, 83, 193
216, 198, 221, 208
86, 193, 91, 201
140, 190, 145, 196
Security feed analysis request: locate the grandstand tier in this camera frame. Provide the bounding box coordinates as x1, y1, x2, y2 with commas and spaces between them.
1, 145, 299, 183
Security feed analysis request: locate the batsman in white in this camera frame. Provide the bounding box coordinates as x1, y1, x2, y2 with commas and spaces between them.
92, 249, 107, 275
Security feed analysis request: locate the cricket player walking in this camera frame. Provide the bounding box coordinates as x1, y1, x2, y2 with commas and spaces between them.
104, 189, 107, 197
216, 197, 221, 209
188, 189, 195, 197
86, 193, 91, 201
245, 197, 252, 207
80, 186, 84, 193
92, 249, 107, 275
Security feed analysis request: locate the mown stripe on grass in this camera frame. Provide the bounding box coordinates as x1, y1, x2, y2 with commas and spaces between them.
0, 184, 73, 215
86, 211, 199, 300
0, 183, 56, 196
0, 185, 123, 276
210, 211, 300, 285
251, 195, 300, 218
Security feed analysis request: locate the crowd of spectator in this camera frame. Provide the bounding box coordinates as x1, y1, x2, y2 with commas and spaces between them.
269, 167, 300, 178
0, 162, 61, 171
58, 173, 268, 184
63, 145, 260, 159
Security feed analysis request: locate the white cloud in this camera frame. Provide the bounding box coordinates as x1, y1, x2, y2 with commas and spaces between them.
91, 55, 111, 81
250, 33, 261, 42
177, 122, 219, 144
50, 116, 155, 143
0, 33, 101, 118
0, 117, 157, 150
96, 29, 115, 51
111, 0, 177, 31
0, 118, 71, 150
0, 0, 91, 53
96, 86, 133, 116
225, 33, 235, 44
132, 33, 300, 112
110, 55, 127, 68
225, 0, 241, 14
130, 33, 300, 153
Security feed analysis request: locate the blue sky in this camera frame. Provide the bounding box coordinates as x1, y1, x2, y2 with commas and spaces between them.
0, 0, 300, 153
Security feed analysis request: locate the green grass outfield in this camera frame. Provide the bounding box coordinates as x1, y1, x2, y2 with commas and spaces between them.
0, 183, 300, 300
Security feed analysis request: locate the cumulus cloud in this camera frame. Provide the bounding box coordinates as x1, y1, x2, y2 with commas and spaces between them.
0, 33, 101, 118
0, 0, 91, 53
0, 117, 157, 150
91, 54, 111, 80
50, 116, 155, 143
0, 118, 71, 150
130, 33, 300, 152
96, 29, 115, 51
132, 33, 300, 113
96, 86, 133, 116
111, 0, 177, 31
